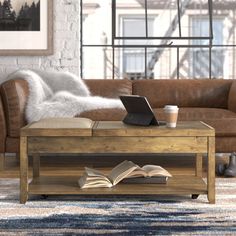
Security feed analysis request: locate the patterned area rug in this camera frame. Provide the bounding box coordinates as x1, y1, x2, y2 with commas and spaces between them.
0, 178, 236, 235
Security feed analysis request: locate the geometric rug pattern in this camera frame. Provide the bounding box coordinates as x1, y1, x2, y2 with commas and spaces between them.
0, 178, 236, 235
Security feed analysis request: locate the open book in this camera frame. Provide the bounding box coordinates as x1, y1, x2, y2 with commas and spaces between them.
78, 160, 172, 188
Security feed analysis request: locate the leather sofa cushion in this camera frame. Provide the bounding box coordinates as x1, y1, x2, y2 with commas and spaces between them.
5, 137, 19, 153
79, 107, 236, 137
215, 137, 236, 153
228, 80, 236, 113
153, 108, 236, 137
84, 79, 132, 98
79, 108, 126, 121
154, 108, 236, 121
132, 79, 232, 109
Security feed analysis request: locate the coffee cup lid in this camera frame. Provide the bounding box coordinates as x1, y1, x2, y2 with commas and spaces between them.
164, 105, 178, 109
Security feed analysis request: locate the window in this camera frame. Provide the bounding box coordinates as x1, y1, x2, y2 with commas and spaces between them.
191, 18, 224, 78
81, 0, 236, 80
121, 16, 155, 79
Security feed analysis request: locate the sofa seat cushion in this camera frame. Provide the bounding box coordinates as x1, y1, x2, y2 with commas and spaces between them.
153, 108, 236, 137
79, 108, 126, 121
154, 108, 236, 120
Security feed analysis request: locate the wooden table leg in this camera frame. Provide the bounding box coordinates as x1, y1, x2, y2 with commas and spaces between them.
33, 154, 40, 179
15, 153, 20, 163
207, 137, 215, 204
195, 153, 203, 177
20, 136, 28, 204
0, 153, 5, 171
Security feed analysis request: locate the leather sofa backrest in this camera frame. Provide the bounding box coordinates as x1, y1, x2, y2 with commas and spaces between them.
84, 79, 132, 98
132, 79, 233, 108
228, 80, 236, 113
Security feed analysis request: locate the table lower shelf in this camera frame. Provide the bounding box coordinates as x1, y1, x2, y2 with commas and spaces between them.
28, 175, 207, 195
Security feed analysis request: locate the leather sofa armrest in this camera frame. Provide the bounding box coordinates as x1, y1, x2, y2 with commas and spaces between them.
228, 81, 236, 113
0, 90, 6, 153
1, 79, 29, 138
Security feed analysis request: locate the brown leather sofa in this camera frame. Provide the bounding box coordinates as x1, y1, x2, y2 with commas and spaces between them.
1, 78, 236, 170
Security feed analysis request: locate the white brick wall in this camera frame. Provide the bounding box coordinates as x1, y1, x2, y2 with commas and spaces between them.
0, 0, 80, 82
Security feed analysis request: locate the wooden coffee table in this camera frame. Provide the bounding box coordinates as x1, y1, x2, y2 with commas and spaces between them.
20, 119, 215, 204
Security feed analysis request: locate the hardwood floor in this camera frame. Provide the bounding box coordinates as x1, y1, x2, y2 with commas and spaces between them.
0, 153, 229, 178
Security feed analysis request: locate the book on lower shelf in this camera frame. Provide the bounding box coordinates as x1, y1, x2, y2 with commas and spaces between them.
78, 160, 172, 189
121, 176, 168, 184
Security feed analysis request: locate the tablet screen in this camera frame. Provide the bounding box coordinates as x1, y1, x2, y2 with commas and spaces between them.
120, 95, 159, 126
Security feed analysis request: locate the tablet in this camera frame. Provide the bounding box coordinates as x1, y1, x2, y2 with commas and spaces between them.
120, 95, 162, 126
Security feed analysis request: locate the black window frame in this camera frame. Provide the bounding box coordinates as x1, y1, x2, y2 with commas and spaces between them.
80, 0, 214, 80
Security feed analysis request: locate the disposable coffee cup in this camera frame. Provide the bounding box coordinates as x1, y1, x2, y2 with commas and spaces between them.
163, 105, 179, 128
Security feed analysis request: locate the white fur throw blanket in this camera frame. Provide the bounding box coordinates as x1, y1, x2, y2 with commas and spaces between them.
8, 70, 123, 123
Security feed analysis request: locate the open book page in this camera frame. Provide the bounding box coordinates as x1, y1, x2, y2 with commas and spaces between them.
78, 161, 172, 188
124, 166, 148, 178
85, 167, 108, 178
141, 165, 172, 177
78, 167, 112, 188
78, 173, 112, 188
124, 165, 172, 179
108, 160, 140, 185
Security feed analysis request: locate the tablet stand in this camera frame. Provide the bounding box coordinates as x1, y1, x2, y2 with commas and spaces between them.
123, 113, 159, 126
